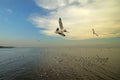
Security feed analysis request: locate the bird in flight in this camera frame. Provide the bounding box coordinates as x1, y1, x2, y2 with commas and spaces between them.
92, 28, 98, 36
55, 18, 68, 36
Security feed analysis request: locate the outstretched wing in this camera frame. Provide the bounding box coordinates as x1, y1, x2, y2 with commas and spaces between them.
92, 28, 95, 34
95, 33, 98, 36
58, 32, 65, 36
59, 18, 64, 30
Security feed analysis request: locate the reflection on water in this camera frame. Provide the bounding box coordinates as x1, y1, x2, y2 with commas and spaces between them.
0, 47, 120, 80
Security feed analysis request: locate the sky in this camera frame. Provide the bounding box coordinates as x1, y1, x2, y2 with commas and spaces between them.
0, 0, 120, 47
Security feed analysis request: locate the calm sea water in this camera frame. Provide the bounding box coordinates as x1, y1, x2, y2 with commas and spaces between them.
0, 47, 120, 80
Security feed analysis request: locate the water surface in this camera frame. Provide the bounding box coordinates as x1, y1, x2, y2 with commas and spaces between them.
0, 47, 120, 80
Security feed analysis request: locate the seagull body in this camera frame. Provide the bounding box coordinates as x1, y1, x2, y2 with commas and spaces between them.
55, 18, 68, 36
55, 27, 66, 36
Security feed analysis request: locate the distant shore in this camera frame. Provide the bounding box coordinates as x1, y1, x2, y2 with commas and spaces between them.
0, 46, 15, 48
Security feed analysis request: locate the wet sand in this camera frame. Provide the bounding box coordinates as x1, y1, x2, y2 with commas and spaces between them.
0, 47, 120, 80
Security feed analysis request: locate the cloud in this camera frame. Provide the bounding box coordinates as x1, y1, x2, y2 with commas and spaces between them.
31, 0, 120, 40
34, 0, 67, 10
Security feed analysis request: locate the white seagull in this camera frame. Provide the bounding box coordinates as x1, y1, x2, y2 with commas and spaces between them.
92, 28, 98, 36
55, 18, 68, 37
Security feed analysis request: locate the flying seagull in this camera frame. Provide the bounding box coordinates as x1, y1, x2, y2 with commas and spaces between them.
55, 18, 68, 36
92, 28, 98, 36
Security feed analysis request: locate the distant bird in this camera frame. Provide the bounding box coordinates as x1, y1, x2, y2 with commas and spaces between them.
92, 28, 98, 36
55, 18, 68, 37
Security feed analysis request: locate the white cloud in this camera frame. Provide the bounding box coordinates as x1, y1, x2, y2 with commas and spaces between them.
34, 0, 67, 9
31, 0, 120, 40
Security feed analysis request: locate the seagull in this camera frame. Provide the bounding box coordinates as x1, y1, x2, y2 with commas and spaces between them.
55, 18, 68, 37
92, 28, 98, 36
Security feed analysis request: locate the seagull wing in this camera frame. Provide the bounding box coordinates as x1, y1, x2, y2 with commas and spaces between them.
95, 33, 99, 36
59, 18, 64, 30
58, 33, 65, 36
92, 28, 95, 34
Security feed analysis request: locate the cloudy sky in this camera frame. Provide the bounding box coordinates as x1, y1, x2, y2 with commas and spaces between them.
0, 0, 120, 47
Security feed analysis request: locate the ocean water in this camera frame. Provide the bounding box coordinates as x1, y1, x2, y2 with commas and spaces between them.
0, 47, 120, 80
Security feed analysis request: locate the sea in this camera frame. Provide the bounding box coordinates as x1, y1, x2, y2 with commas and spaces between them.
0, 47, 120, 80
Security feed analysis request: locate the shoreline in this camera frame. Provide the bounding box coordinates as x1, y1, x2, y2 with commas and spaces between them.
0, 46, 15, 48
